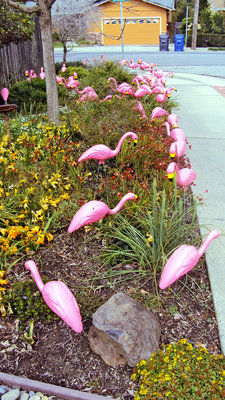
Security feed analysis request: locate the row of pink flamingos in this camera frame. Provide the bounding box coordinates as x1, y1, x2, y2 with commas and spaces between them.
149, 103, 219, 288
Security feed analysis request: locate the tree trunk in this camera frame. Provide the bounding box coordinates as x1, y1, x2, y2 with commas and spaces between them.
63, 43, 67, 64
38, 1, 59, 124
192, 0, 200, 50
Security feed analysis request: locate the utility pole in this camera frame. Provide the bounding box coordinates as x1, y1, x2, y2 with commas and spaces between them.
185, 4, 188, 48
120, 0, 124, 57
192, 0, 199, 50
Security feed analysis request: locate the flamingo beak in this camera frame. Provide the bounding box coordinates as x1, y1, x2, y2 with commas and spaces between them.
167, 173, 174, 181
133, 139, 137, 146
170, 153, 176, 159
167, 94, 171, 98
173, 124, 178, 128
135, 194, 138, 199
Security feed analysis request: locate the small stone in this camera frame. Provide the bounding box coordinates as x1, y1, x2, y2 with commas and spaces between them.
2, 389, 20, 400
35, 393, 44, 398
41, 397, 48, 400
20, 392, 29, 400
29, 396, 40, 400
28, 392, 35, 398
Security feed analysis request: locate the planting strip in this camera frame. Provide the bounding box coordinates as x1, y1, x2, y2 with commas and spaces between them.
0, 373, 112, 400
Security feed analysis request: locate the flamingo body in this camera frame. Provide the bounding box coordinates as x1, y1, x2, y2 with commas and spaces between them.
61, 64, 66, 72
68, 193, 136, 232
159, 230, 220, 289
167, 162, 196, 191
25, 260, 83, 333
151, 107, 168, 121
165, 123, 186, 142
78, 132, 137, 164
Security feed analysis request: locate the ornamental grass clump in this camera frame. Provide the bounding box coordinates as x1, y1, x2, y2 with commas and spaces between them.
131, 339, 225, 399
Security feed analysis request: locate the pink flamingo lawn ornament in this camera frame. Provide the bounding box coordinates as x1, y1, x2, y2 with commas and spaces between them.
25, 260, 83, 333
169, 140, 186, 159
61, 63, 66, 72
133, 101, 147, 119
1, 88, 9, 104
78, 131, 138, 164
125, 59, 139, 69
164, 122, 186, 142
167, 162, 196, 191
68, 193, 136, 233
151, 107, 168, 121
168, 113, 178, 128
159, 230, 220, 289
39, 67, 45, 80
107, 78, 135, 96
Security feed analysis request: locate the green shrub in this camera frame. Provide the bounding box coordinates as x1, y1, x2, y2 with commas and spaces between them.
55, 61, 85, 74
131, 339, 225, 399
9, 78, 68, 113
3, 279, 56, 328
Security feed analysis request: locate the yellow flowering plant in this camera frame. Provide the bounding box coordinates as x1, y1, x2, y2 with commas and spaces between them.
131, 339, 225, 399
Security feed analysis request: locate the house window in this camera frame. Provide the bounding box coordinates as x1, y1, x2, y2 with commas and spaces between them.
118, 19, 121, 24
104, 19, 110, 24
111, 19, 117, 24
139, 19, 145, 24
153, 19, 159, 24
146, 18, 151, 23
125, 19, 130, 24
132, 19, 137, 24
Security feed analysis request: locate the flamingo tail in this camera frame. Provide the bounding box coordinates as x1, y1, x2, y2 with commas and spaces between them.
198, 230, 220, 258
108, 193, 135, 215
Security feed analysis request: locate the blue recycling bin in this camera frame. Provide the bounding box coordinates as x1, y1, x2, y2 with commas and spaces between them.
174, 34, 185, 51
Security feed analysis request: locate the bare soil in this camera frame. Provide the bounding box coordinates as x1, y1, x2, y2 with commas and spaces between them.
0, 230, 221, 399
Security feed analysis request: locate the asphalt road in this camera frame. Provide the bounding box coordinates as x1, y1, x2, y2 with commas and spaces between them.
54, 48, 225, 78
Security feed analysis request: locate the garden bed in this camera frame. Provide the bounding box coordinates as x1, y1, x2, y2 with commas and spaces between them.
0, 60, 223, 399
0, 230, 221, 398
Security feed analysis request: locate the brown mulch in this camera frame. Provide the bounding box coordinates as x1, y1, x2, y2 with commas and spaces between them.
0, 231, 221, 399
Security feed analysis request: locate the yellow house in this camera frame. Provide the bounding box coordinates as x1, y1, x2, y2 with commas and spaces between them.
90, 0, 175, 45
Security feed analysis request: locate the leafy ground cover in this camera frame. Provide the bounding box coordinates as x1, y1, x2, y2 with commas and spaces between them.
0, 60, 224, 398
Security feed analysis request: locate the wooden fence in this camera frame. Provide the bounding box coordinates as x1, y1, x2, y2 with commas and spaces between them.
0, 17, 43, 87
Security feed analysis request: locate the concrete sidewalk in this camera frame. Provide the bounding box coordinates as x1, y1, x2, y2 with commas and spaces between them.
168, 73, 225, 353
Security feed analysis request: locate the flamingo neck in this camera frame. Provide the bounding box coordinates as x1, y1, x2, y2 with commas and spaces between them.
134, 79, 140, 89
108, 193, 134, 215
109, 78, 117, 90
198, 230, 220, 257
165, 122, 171, 136
27, 263, 44, 292
112, 132, 134, 156
74, 85, 81, 94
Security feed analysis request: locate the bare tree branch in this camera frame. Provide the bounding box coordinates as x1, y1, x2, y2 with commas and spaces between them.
1, 0, 39, 13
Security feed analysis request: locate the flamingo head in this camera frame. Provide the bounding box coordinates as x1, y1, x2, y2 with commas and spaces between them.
25, 259, 37, 272
25, 70, 29, 76
130, 132, 138, 144
167, 162, 176, 181
169, 143, 176, 159
137, 59, 141, 64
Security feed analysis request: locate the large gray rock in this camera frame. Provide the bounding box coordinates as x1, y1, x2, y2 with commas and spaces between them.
88, 292, 161, 367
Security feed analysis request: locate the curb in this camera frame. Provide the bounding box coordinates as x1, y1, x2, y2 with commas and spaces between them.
0, 373, 112, 400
